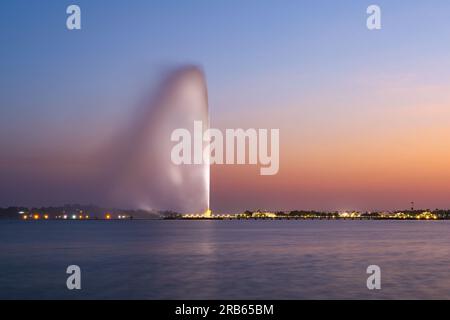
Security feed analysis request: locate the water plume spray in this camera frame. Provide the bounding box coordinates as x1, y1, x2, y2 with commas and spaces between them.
107, 66, 210, 213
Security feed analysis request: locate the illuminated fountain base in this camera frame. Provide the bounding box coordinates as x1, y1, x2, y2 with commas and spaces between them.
204, 209, 212, 218
182, 209, 234, 219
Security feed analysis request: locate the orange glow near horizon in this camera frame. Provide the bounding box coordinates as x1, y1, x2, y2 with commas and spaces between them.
210, 86, 450, 212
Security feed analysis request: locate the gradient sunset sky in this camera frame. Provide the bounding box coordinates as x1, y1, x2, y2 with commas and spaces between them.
1, 0, 450, 212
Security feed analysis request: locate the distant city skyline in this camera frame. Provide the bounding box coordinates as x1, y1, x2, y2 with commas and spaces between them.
2, 1, 450, 212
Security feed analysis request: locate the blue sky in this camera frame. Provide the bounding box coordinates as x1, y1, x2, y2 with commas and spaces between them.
3, 0, 449, 128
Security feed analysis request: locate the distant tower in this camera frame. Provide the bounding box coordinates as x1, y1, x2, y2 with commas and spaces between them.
411, 201, 414, 211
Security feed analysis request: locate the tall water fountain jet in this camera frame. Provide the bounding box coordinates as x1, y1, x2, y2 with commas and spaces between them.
0, 66, 210, 213
108, 66, 210, 213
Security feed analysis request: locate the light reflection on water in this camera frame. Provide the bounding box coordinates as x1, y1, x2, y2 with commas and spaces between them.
1, 220, 450, 299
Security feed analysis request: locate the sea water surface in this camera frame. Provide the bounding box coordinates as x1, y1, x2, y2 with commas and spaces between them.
1, 220, 450, 299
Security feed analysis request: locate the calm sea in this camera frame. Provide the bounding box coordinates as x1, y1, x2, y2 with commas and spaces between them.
1, 220, 449, 299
